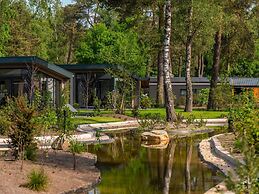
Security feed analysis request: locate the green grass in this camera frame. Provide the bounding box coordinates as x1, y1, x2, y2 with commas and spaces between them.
26, 169, 48, 191
77, 108, 228, 119
125, 108, 228, 119
72, 116, 122, 126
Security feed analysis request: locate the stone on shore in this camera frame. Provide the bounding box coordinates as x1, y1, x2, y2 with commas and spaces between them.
141, 130, 169, 143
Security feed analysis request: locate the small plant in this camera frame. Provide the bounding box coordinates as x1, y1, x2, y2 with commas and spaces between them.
175, 113, 185, 128
138, 113, 165, 131
131, 107, 140, 117
73, 103, 80, 109
195, 116, 207, 128
140, 94, 152, 109
25, 143, 38, 161
93, 95, 101, 116
185, 114, 196, 126
69, 140, 85, 170
26, 169, 48, 191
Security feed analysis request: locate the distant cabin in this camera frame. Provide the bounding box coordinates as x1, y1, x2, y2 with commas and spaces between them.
149, 77, 259, 106
0, 56, 258, 108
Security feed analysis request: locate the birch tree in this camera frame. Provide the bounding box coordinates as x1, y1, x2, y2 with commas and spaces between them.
185, 0, 194, 112
163, 0, 177, 122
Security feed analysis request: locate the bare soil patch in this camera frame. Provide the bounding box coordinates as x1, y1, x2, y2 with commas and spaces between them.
0, 150, 100, 194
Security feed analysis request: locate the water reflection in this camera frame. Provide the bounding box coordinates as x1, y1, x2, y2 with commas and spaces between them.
88, 131, 223, 194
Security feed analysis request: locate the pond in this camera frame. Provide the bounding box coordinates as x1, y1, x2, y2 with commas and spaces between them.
87, 130, 223, 194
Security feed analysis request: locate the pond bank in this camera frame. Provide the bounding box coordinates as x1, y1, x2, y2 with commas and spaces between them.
198, 133, 241, 194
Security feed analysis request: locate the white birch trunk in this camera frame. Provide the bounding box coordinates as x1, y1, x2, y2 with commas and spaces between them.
163, 0, 176, 122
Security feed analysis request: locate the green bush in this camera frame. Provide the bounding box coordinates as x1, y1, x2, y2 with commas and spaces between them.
196, 88, 209, 106
0, 96, 38, 159
26, 169, 48, 191
69, 140, 85, 170
25, 143, 38, 161
140, 94, 152, 109
73, 103, 80, 109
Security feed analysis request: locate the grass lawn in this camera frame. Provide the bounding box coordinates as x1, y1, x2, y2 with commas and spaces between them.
125, 108, 228, 119
77, 108, 228, 119
72, 116, 122, 126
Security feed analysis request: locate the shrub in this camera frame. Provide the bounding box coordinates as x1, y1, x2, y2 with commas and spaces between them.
25, 143, 38, 161
131, 107, 140, 117
138, 113, 165, 131
140, 94, 152, 109
196, 88, 209, 106
73, 103, 80, 109
69, 140, 85, 170
185, 114, 196, 126
26, 169, 48, 191
0, 96, 39, 159
93, 95, 101, 116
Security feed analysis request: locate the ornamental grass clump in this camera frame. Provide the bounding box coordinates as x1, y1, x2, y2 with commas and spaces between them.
26, 169, 48, 191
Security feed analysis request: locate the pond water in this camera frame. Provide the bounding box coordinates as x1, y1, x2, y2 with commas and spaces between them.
87, 130, 223, 194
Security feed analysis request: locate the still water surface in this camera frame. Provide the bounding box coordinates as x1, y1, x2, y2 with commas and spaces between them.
88, 130, 223, 194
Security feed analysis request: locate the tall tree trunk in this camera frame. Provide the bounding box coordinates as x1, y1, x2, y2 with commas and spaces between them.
185, 0, 193, 112
208, 29, 222, 110
200, 54, 204, 77
163, 0, 177, 122
197, 55, 201, 77
157, 50, 164, 106
178, 56, 182, 77
157, 3, 164, 107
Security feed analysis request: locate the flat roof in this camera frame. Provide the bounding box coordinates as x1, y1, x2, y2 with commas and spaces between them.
0, 56, 73, 79
58, 64, 122, 71
149, 77, 259, 87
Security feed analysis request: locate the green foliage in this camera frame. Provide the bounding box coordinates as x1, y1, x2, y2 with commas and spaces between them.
69, 140, 85, 170
195, 117, 207, 128
73, 103, 80, 109
137, 113, 165, 131
197, 88, 209, 106
69, 140, 85, 155
106, 68, 134, 114
76, 22, 147, 77
131, 107, 140, 117
25, 143, 38, 161
214, 81, 233, 110
185, 114, 196, 126
0, 96, 39, 158
93, 94, 101, 116
140, 94, 153, 109
227, 92, 259, 193
26, 169, 48, 191
56, 106, 75, 136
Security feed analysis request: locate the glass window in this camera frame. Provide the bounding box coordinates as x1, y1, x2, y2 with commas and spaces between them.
180, 89, 186, 96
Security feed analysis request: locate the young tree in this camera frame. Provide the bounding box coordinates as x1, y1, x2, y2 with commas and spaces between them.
163, 0, 177, 122
69, 140, 85, 170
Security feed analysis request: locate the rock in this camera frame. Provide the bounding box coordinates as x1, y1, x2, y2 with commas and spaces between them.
141, 140, 169, 149
141, 130, 169, 143
51, 135, 71, 151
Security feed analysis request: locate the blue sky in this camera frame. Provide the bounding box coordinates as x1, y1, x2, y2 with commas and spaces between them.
61, 0, 73, 6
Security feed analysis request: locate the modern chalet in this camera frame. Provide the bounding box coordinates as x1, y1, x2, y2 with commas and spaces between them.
0, 56, 258, 108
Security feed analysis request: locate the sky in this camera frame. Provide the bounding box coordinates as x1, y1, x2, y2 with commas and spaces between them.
61, 0, 73, 6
